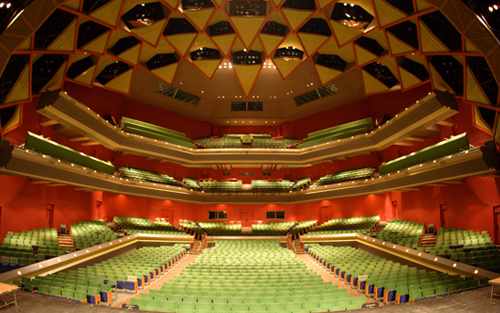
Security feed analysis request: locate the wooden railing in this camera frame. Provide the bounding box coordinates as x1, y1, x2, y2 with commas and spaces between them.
190, 234, 196, 251
202, 232, 208, 249
287, 233, 292, 250
297, 233, 305, 252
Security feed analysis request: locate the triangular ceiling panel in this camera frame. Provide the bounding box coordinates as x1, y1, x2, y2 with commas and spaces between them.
18, 36, 32, 51
429, 62, 455, 94
47, 18, 77, 52
104, 68, 134, 94
233, 64, 262, 97
214, 0, 225, 7
466, 65, 492, 106
298, 13, 329, 56
81, 30, 110, 55
386, 31, 417, 55
131, 18, 167, 46
354, 43, 379, 66
399, 66, 422, 90
415, 0, 434, 12
281, 8, 315, 31
74, 65, 96, 86
317, 0, 335, 10
465, 39, 478, 53
211, 33, 235, 56
314, 64, 343, 85
272, 0, 284, 7
329, 20, 364, 47
419, 19, 450, 53
140, 37, 176, 62
1, 104, 22, 135
3, 64, 30, 103
62, 0, 81, 10
183, 6, 215, 31
151, 62, 179, 85
373, 0, 408, 27
361, 68, 390, 94
163, 0, 180, 9
40, 60, 67, 93
318, 37, 356, 63
272, 34, 304, 79
116, 44, 141, 65
190, 59, 222, 79
230, 16, 266, 48
165, 33, 197, 56
89, 0, 123, 27
260, 34, 284, 57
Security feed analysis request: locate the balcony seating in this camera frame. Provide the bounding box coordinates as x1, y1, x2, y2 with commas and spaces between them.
312, 167, 375, 187
252, 180, 294, 192
307, 215, 379, 235
199, 180, 242, 192
120, 117, 195, 148
179, 220, 204, 235
193, 134, 299, 149
197, 222, 241, 236
146, 240, 365, 311
292, 177, 312, 190
379, 133, 470, 175
376, 219, 424, 249
0, 228, 67, 272
181, 177, 201, 190
71, 220, 123, 250
307, 245, 482, 304
119, 167, 183, 187
113, 216, 184, 236
289, 220, 317, 235
299, 117, 373, 148
24, 132, 115, 174
251, 222, 296, 236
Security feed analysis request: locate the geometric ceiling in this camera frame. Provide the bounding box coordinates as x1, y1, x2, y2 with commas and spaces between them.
0, 0, 500, 128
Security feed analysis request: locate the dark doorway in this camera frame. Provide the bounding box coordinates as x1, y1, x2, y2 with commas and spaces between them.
440, 204, 448, 228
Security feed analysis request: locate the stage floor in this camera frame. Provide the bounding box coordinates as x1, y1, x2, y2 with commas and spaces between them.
0, 285, 498, 313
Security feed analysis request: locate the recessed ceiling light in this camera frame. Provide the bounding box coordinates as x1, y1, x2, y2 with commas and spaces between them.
201, 91, 204, 93
265, 121, 267, 123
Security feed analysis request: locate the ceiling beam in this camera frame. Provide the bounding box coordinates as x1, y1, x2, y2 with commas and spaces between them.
394, 140, 414, 147
80, 141, 100, 146
68, 136, 89, 142
406, 136, 426, 142
437, 117, 454, 127
39, 116, 58, 127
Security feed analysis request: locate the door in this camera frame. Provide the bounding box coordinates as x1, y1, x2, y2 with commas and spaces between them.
46, 204, 54, 228
440, 204, 448, 228
392, 201, 398, 219
320, 206, 333, 225
494, 206, 500, 244
240, 210, 254, 227
161, 208, 174, 224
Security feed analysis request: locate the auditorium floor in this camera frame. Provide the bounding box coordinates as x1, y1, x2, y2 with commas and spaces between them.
0, 285, 498, 313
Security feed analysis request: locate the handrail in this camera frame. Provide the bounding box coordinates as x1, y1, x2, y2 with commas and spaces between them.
190, 234, 196, 251
286, 233, 292, 250
202, 232, 208, 248
297, 233, 304, 252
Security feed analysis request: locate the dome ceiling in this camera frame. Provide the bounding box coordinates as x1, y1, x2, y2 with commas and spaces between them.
0, 0, 499, 128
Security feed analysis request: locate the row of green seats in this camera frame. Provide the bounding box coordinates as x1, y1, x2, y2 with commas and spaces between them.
119, 167, 183, 187
311, 167, 375, 186
252, 180, 294, 192
197, 222, 241, 236
375, 219, 424, 248
199, 180, 242, 192
289, 220, 317, 235
182, 177, 201, 190
71, 220, 122, 250
307, 215, 379, 235
121, 116, 195, 148
299, 117, 373, 148
114, 215, 184, 236
378, 132, 470, 175
252, 222, 296, 236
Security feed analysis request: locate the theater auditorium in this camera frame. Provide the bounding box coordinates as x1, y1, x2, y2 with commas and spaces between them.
0, 0, 499, 312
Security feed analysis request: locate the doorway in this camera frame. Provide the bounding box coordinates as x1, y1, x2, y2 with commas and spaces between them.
46, 204, 54, 228
240, 210, 254, 227
392, 201, 398, 218
161, 208, 174, 224
439, 204, 448, 228
320, 206, 333, 225
493, 206, 500, 244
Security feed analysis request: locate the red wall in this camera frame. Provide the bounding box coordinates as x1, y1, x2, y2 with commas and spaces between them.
0, 176, 93, 239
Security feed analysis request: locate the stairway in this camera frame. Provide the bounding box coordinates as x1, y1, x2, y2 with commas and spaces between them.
58, 233, 74, 251
377, 221, 388, 232
190, 240, 205, 254
106, 220, 121, 232
420, 233, 437, 247
291, 240, 305, 254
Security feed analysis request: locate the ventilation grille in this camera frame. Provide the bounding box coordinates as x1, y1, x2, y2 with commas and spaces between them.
294, 83, 339, 106
156, 82, 200, 106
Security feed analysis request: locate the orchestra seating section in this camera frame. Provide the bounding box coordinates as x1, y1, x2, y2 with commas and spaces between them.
0, 228, 68, 272
199, 180, 242, 192
193, 134, 300, 149
373, 219, 424, 249
252, 222, 297, 236
378, 133, 470, 175
132, 240, 366, 312
16, 245, 186, 304
307, 216, 380, 236
197, 222, 241, 236
119, 167, 183, 187
311, 168, 375, 187
24, 132, 115, 175
421, 228, 500, 271
120, 117, 195, 148
113, 216, 185, 236
298, 118, 373, 149
307, 245, 487, 304
71, 220, 123, 250
252, 180, 294, 192
182, 177, 201, 190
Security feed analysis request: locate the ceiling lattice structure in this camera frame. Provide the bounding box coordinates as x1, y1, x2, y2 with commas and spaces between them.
0, 0, 499, 133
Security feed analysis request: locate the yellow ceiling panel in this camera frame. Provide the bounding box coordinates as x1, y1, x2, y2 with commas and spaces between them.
330, 20, 364, 47
354, 43, 379, 66
259, 33, 284, 57
361, 69, 390, 94
47, 18, 77, 52
429, 63, 455, 94
151, 62, 179, 85
166, 33, 197, 56
3, 64, 30, 103
90, 0, 123, 27
466, 65, 491, 106
116, 43, 141, 65
81, 30, 110, 55
399, 66, 422, 90
212, 33, 236, 56
131, 18, 167, 46
419, 19, 450, 53
273, 58, 302, 79
191, 59, 222, 79
74, 64, 96, 86
386, 31, 417, 55
39, 61, 67, 93
233, 64, 261, 96
282, 8, 314, 31
183, 7, 215, 31
373, 0, 408, 27
298, 32, 329, 56
315, 64, 342, 85
415, 0, 434, 12
230, 16, 266, 48
104, 68, 134, 94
